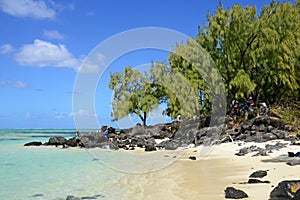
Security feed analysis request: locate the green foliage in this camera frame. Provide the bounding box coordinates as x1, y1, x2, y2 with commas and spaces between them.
109, 66, 160, 126
167, 39, 226, 117
108, 1, 300, 124
271, 102, 300, 127
196, 0, 300, 105
150, 61, 199, 119
229, 69, 256, 99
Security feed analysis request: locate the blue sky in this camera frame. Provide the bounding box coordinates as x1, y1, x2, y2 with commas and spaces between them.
0, 0, 286, 129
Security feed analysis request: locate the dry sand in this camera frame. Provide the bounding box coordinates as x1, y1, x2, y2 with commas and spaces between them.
119, 140, 300, 200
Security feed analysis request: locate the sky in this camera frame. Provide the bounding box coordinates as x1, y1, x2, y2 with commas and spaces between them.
0, 0, 287, 129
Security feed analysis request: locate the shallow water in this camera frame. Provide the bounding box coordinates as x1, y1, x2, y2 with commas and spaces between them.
0, 129, 126, 200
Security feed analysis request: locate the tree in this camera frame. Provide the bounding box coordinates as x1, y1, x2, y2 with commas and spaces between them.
195, 0, 300, 105
109, 67, 160, 126
149, 61, 200, 119
253, 1, 300, 104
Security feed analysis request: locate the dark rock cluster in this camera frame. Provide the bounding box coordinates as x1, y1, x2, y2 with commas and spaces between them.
24, 115, 299, 152
225, 173, 300, 199
270, 180, 300, 200
235, 142, 288, 156
224, 116, 295, 143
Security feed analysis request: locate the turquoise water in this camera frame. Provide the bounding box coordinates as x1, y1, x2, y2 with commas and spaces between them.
0, 129, 125, 200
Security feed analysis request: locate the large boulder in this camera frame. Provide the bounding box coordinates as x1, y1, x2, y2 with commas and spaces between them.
159, 139, 181, 150
249, 170, 268, 178
269, 180, 300, 200
129, 124, 147, 137
47, 136, 67, 145
65, 137, 77, 147
253, 117, 285, 130
224, 187, 248, 199
173, 119, 200, 145
80, 133, 108, 148
145, 144, 156, 151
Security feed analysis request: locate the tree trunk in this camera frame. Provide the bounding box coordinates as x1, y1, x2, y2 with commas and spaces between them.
143, 112, 147, 126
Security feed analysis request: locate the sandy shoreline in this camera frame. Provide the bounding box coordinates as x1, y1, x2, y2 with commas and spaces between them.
118, 140, 300, 199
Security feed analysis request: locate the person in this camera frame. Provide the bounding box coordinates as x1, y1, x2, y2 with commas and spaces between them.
249, 96, 254, 106
259, 102, 268, 116
104, 127, 110, 142
75, 131, 83, 147
231, 100, 239, 115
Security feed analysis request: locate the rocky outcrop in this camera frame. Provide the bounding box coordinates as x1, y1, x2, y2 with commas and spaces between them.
25, 115, 298, 151
235, 142, 288, 156
47, 136, 67, 146
24, 141, 42, 146
65, 137, 77, 147
80, 134, 107, 148
269, 180, 300, 200
224, 187, 248, 199
224, 116, 294, 143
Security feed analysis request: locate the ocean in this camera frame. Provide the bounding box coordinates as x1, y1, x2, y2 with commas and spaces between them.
0, 129, 126, 200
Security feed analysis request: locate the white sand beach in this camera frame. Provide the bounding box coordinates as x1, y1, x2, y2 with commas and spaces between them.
119, 140, 300, 200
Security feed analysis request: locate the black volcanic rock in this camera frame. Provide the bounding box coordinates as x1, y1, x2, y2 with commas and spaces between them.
66, 137, 77, 147
252, 117, 285, 130
248, 179, 270, 184
145, 144, 156, 151
269, 180, 300, 200
24, 141, 42, 146
48, 136, 67, 145
189, 156, 196, 160
225, 187, 248, 199
249, 170, 268, 178
287, 159, 300, 166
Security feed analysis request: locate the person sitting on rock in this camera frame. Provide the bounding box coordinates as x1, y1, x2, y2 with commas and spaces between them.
231, 100, 239, 115
249, 96, 254, 107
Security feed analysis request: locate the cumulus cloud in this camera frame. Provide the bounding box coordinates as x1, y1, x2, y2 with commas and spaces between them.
78, 53, 106, 74
11, 39, 104, 74
0, 0, 56, 19
14, 39, 79, 69
0, 80, 29, 89
0, 44, 13, 54
43, 29, 64, 40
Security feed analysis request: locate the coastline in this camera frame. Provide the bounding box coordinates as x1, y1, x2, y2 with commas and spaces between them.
118, 140, 300, 200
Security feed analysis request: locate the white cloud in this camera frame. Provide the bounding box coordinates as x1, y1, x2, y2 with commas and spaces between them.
43, 29, 64, 40
54, 110, 97, 119
55, 111, 72, 119
0, 0, 56, 19
11, 39, 104, 74
14, 39, 79, 69
78, 53, 106, 74
0, 44, 13, 54
73, 109, 97, 118
0, 80, 29, 88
